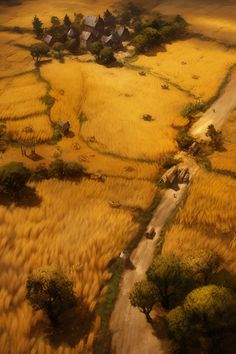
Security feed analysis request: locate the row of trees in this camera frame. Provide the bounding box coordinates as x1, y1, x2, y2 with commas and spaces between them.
129, 252, 236, 353
133, 15, 187, 53
0, 160, 84, 198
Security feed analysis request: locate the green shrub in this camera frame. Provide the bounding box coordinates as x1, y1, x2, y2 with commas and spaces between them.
99, 47, 116, 65
181, 101, 207, 119
0, 162, 31, 195
176, 128, 194, 150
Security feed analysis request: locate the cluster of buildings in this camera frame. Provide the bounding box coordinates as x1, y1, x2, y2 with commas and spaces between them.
44, 15, 130, 50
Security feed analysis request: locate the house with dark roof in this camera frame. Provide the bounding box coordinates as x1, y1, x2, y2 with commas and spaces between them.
115, 26, 130, 42
83, 15, 104, 37
80, 31, 96, 48
101, 33, 120, 49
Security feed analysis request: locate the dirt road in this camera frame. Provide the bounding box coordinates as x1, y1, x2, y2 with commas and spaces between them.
191, 67, 236, 139
110, 155, 198, 354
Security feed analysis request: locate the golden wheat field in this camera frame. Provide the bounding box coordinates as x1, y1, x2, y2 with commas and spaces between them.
163, 169, 236, 273
6, 114, 54, 142
210, 112, 236, 173
157, 0, 236, 45
79, 62, 188, 159
134, 39, 236, 100
0, 177, 157, 354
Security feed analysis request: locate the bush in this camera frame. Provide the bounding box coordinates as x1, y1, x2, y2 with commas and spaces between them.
48, 159, 84, 179
30, 43, 49, 63
206, 124, 223, 151
176, 128, 194, 150
0, 162, 31, 195
89, 41, 103, 57
65, 39, 78, 52
99, 47, 116, 65
133, 34, 147, 52
181, 101, 207, 119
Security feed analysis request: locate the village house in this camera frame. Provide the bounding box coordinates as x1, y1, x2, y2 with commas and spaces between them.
67, 28, 77, 40
44, 34, 53, 45
57, 120, 70, 135
115, 25, 130, 41
83, 15, 104, 38
101, 33, 120, 49
80, 31, 96, 48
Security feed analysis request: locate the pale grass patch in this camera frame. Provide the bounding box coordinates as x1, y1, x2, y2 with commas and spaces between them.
134, 39, 236, 100
163, 169, 236, 273
6, 114, 53, 142
0, 177, 157, 353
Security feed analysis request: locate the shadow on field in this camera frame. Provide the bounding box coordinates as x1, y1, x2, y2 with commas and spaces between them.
0, 186, 42, 207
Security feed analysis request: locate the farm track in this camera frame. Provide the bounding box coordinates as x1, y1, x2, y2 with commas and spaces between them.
109, 64, 236, 354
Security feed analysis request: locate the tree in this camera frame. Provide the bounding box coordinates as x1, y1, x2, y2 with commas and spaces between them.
64, 14, 71, 28
143, 27, 160, 47
115, 1, 143, 25
183, 285, 236, 351
165, 306, 190, 343
129, 280, 160, 322
65, 38, 78, 52
103, 9, 116, 27
183, 250, 221, 285
89, 41, 103, 57
206, 124, 223, 151
32, 16, 43, 38
99, 47, 116, 65
26, 266, 77, 326
176, 128, 194, 150
52, 42, 64, 59
133, 34, 147, 53
147, 255, 190, 309
51, 16, 60, 27
0, 162, 31, 196
30, 43, 49, 64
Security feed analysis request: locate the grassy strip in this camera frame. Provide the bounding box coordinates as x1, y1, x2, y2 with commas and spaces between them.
212, 168, 236, 179
93, 189, 162, 354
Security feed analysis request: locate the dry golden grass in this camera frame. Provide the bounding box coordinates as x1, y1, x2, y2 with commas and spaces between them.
134, 39, 236, 100
0, 177, 157, 353
210, 112, 236, 173
6, 114, 53, 142
0, 72, 47, 121
79, 62, 188, 160
157, 0, 236, 46
41, 61, 84, 132
41, 60, 188, 160
163, 169, 236, 273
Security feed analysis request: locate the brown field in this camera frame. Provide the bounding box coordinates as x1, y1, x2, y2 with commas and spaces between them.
163, 169, 236, 273
210, 111, 236, 173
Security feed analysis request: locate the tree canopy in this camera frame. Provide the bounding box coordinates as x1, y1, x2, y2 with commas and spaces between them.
129, 280, 160, 322
26, 266, 77, 326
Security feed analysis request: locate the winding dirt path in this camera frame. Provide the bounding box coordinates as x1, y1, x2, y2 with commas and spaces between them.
191, 67, 236, 139
109, 154, 198, 354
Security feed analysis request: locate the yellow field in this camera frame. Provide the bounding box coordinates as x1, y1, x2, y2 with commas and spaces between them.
0, 177, 157, 354
163, 169, 236, 273
210, 112, 236, 173
6, 114, 53, 142
134, 39, 236, 100
157, 0, 236, 46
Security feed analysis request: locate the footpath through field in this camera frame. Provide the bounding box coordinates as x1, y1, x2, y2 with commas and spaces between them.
109, 154, 198, 354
